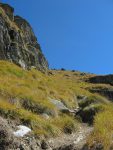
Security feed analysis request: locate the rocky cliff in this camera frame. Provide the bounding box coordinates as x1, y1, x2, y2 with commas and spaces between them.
0, 3, 48, 71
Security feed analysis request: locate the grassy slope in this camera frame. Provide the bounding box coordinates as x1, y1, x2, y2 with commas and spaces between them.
88, 104, 113, 150
0, 4, 113, 149
0, 61, 113, 149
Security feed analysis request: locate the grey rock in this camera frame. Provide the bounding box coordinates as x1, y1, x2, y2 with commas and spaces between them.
88, 74, 113, 86
49, 98, 79, 115
53, 144, 74, 150
42, 113, 50, 120
0, 3, 14, 20
90, 87, 113, 101
0, 116, 16, 150
0, 3, 48, 72
49, 99, 68, 111
41, 140, 49, 149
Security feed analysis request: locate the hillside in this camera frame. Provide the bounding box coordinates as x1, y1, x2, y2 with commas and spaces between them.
0, 61, 113, 149
0, 2, 113, 150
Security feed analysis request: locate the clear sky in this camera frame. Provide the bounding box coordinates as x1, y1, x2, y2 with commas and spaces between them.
2, 0, 113, 74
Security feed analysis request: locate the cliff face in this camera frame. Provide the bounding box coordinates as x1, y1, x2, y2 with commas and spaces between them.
0, 3, 48, 71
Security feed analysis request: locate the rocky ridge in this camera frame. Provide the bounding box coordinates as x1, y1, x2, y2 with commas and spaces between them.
0, 3, 48, 71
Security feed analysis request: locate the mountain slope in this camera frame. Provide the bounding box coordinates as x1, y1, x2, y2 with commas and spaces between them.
0, 61, 113, 149
0, 2, 113, 150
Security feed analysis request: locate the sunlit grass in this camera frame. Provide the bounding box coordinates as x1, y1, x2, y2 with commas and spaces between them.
0, 61, 110, 138
88, 104, 113, 150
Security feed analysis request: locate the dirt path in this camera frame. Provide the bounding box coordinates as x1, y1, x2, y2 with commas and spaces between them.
48, 124, 93, 150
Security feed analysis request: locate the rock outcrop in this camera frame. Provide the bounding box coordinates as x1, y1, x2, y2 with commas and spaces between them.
0, 3, 48, 71
88, 74, 113, 85
89, 87, 113, 101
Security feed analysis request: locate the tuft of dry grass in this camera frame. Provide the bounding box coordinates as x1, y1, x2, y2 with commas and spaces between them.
0, 61, 83, 137
88, 104, 113, 150
0, 61, 111, 138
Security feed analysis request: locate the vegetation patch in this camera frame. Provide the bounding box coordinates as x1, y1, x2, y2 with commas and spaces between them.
0, 61, 111, 139
88, 104, 113, 150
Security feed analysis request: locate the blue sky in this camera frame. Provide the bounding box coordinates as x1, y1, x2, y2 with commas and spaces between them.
2, 0, 113, 74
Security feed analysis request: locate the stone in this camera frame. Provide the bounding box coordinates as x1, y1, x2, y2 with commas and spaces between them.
0, 116, 15, 150
49, 99, 68, 111
90, 87, 113, 100
42, 113, 50, 119
41, 140, 49, 149
88, 74, 113, 86
53, 144, 74, 150
0, 3, 14, 20
0, 3, 48, 72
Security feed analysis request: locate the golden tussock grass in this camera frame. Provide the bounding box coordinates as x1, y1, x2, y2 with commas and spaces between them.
0, 61, 110, 138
